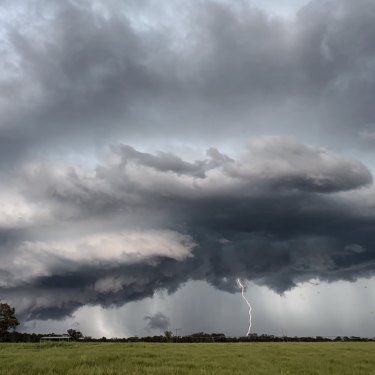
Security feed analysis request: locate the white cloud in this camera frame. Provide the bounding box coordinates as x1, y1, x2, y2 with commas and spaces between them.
0, 192, 50, 228
21, 230, 194, 263
0, 230, 195, 285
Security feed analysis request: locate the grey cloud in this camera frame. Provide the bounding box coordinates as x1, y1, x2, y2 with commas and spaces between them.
0, 0, 161, 163
2, 0, 375, 323
20, 138, 372, 216
144, 312, 170, 331
1, 140, 375, 319
110, 145, 211, 178
3, 228, 375, 320
2, 0, 375, 165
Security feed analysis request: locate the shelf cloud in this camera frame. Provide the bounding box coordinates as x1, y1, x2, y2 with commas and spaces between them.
1, 139, 374, 319
1, 0, 375, 328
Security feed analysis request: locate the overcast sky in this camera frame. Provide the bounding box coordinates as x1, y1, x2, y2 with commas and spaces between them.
1, 0, 375, 338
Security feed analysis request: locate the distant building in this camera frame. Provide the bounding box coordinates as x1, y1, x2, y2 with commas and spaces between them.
40, 335, 71, 343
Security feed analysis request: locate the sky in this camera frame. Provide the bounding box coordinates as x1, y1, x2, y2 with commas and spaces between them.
1, 0, 375, 338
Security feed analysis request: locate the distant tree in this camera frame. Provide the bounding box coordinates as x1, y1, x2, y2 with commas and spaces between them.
0, 303, 19, 341
67, 329, 83, 341
164, 330, 173, 341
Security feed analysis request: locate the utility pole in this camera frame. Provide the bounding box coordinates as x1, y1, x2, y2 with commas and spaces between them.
174, 328, 182, 337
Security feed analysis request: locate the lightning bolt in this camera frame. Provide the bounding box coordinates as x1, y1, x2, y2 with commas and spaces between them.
236, 278, 252, 336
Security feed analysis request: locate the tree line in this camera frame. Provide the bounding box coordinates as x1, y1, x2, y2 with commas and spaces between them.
1, 303, 374, 343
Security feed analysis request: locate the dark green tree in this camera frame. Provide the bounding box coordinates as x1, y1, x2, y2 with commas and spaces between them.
0, 303, 19, 341
164, 330, 173, 342
67, 329, 83, 341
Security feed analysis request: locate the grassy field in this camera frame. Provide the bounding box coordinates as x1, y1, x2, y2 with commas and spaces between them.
0, 342, 375, 374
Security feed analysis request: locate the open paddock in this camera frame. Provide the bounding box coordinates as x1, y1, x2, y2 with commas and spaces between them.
0, 342, 374, 374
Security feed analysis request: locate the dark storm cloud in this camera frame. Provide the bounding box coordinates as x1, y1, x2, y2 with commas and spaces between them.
19, 137, 372, 210
0, 0, 160, 163
1, 0, 375, 164
144, 312, 170, 331
1, 139, 375, 319
2, 0, 375, 321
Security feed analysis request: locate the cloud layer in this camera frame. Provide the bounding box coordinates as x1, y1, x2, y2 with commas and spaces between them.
144, 312, 171, 332
1, 138, 374, 319
1, 0, 375, 164
1, 0, 375, 324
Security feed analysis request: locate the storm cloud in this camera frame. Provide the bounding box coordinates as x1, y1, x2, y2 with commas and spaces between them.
1, 138, 375, 319
1, 0, 375, 161
1, 0, 375, 326
144, 312, 171, 331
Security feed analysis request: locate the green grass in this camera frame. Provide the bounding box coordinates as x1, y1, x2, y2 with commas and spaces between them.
0, 342, 374, 374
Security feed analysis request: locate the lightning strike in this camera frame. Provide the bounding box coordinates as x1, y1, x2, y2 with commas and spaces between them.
236, 278, 252, 336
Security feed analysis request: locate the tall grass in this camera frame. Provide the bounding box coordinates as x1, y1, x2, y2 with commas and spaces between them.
1, 342, 374, 374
